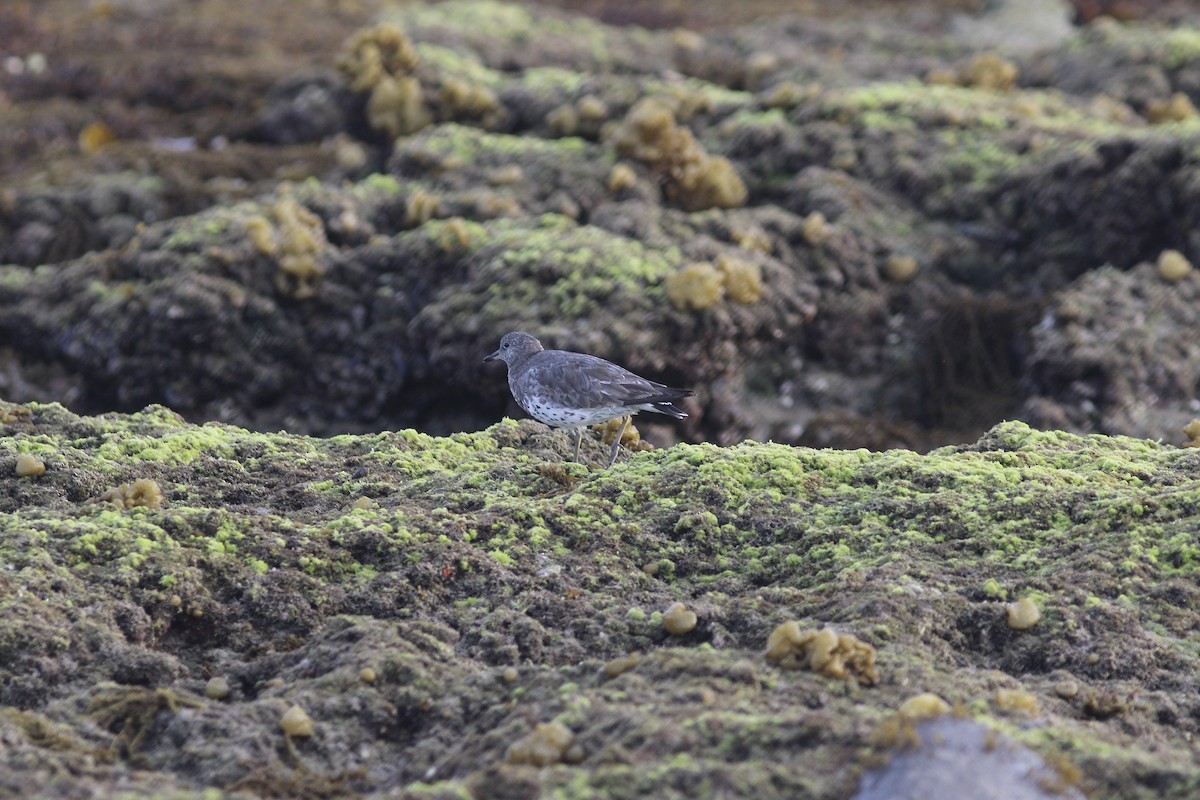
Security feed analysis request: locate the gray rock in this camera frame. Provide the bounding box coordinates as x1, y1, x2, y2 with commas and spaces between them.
853, 716, 1085, 800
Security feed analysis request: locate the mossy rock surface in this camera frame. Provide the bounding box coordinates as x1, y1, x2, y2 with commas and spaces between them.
2, 400, 1200, 798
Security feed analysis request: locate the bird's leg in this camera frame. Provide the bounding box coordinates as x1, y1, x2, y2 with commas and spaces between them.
606, 416, 630, 468
572, 427, 583, 463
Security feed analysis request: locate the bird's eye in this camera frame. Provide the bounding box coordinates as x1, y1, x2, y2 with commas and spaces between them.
502, 342, 509, 348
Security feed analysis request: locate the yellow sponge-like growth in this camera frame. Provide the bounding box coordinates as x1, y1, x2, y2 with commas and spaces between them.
93, 478, 164, 510
716, 254, 762, 304
611, 98, 747, 212
665, 255, 763, 311
505, 721, 574, 766
337, 24, 430, 138
247, 197, 331, 300
664, 262, 725, 311
765, 622, 879, 685
338, 24, 419, 93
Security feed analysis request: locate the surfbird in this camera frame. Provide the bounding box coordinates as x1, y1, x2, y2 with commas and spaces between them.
484, 331, 694, 467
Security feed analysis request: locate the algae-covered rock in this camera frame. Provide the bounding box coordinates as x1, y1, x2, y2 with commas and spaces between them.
2, 403, 1200, 797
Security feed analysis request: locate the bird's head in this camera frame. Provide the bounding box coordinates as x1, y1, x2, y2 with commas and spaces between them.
483, 331, 544, 366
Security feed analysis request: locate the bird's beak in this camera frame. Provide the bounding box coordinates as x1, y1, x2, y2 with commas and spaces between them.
483, 349, 500, 363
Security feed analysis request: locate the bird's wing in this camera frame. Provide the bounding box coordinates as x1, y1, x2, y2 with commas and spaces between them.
529, 353, 680, 408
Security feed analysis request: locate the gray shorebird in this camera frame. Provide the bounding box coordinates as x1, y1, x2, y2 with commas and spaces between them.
484, 331, 694, 467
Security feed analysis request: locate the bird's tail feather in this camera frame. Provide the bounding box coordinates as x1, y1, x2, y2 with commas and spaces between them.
649, 401, 688, 419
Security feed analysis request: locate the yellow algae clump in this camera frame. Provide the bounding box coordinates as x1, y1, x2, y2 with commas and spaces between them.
248, 198, 331, 299
1147, 93, 1197, 124
437, 218, 474, 251
1157, 249, 1193, 282
505, 721, 574, 767
368, 75, 431, 139
596, 417, 652, 454
801, 211, 832, 245
732, 225, 772, 254
405, 190, 442, 227
245, 215, 274, 253
79, 121, 118, 154
1184, 419, 1200, 448
993, 688, 1039, 716
359, 667, 377, 684
14, 454, 46, 477
662, 602, 698, 636
94, 478, 163, 510
1006, 597, 1041, 630
716, 254, 763, 304
898, 692, 950, 720
338, 24, 419, 93
548, 96, 607, 139
275, 200, 328, 298
337, 24, 430, 138
578, 94, 608, 123
959, 53, 1018, 91
439, 77, 502, 127
205, 677, 232, 701
884, 255, 918, 283
607, 162, 638, 194
610, 97, 747, 212
546, 104, 579, 136
603, 653, 642, 679
280, 704, 314, 738
487, 165, 525, 186
665, 262, 725, 311
1, 405, 32, 425
765, 622, 879, 685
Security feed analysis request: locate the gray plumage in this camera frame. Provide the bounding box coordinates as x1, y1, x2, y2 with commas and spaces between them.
484, 331, 693, 466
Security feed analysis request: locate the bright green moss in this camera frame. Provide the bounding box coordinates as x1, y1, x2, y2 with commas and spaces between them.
415, 43, 503, 88
357, 173, 403, 196
487, 546, 516, 566
406, 123, 591, 166
523, 66, 587, 96
1165, 28, 1200, 69
94, 424, 237, 466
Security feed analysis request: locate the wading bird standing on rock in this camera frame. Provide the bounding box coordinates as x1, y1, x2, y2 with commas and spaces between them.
484, 331, 694, 467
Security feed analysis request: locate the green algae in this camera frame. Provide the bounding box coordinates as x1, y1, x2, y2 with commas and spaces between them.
408, 214, 680, 326
0, 266, 34, 292
1165, 28, 1200, 69
642, 76, 755, 112
355, 172, 403, 197
415, 42, 504, 89
827, 82, 1132, 137
390, 0, 658, 73
403, 123, 591, 166
522, 66, 588, 96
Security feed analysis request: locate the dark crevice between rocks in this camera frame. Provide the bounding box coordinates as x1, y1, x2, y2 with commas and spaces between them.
912, 292, 1031, 438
